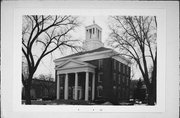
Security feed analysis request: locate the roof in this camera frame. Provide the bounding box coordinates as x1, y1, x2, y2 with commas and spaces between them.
57, 47, 112, 60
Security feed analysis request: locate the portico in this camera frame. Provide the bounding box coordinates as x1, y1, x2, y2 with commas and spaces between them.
55, 59, 96, 101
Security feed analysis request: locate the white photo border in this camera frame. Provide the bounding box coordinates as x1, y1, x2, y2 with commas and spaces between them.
13, 8, 166, 112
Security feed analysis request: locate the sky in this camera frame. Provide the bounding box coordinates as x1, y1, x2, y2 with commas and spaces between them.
32, 16, 142, 79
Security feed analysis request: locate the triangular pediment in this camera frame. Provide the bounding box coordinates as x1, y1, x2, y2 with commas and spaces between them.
56, 59, 95, 69
60, 61, 83, 68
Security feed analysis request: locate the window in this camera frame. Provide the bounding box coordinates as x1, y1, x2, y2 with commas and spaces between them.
98, 73, 103, 82
121, 63, 123, 73
113, 73, 116, 83
113, 86, 116, 94
118, 74, 121, 84
97, 86, 103, 97
113, 60, 116, 70
98, 59, 103, 70
126, 77, 129, 86
119, 63, 121, 72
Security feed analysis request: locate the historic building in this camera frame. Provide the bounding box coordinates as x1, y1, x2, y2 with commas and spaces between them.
54, 22, 131, 104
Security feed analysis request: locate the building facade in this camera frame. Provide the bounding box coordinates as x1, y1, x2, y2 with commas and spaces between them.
54, 22, 131, 104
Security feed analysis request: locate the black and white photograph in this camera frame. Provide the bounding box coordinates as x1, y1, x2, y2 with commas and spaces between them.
22, 15, 157, 106
1, 1, 179, 118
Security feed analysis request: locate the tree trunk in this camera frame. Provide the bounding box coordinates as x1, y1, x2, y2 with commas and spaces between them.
24, 74, 33, 105
147, 52, 157, 105
24, 85, 31, 105
147, 83, 155, 105
141, 74, 155, 105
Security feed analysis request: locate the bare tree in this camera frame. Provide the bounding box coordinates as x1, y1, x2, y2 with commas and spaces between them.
22, 15, 80, 104
108, 16, 157, 105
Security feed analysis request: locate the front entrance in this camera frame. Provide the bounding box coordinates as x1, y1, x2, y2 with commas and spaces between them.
73, 86, 82, 100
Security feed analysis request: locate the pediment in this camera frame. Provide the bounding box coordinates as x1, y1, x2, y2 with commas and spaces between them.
56, 59, 95, 69
60, 61, 84, 68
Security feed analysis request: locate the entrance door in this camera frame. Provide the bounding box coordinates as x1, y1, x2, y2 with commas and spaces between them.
73, 86, 82, 100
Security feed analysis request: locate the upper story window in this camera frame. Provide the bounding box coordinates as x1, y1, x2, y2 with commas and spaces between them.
98, 59, 103, 70
126, 77, 129, 86
119, 63, 121, 72
118, 74, 121, 84
98, 72, 103, 83
113, 60, 116, 70
113, 73, 116, 83
121, 63, 123, 73
123, 65, 126, 74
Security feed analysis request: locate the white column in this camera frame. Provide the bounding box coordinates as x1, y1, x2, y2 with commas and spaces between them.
74, 72, 78, 100
56, 74, 60, 100
85, 72, 89, 101
92, 73, 95, 100
64, 73, 68, 100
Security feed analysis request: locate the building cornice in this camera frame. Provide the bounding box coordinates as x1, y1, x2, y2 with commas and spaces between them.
54, 49, 131, 66
54, 49, 112, 63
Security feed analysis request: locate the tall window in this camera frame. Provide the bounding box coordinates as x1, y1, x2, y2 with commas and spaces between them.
113, 86, 116, 94
114, 60, 116, 70
126, 77, 129, 86
97, 86, 103, 97
98, 72, 103, 82
123, 64, 126, 74
113, 73, 116, 83
119, 63, 121, 72
98, 59, 103, 70
118, 74, 121, 84
121, 63, 123, 73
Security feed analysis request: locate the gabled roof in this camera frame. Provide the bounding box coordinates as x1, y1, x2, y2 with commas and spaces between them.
55, 47, 112, 60
54, 47, 131, 66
